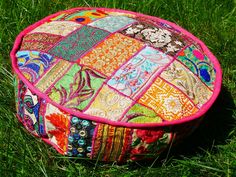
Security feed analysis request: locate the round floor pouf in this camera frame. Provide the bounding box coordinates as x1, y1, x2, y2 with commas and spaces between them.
11, 7, 222, 162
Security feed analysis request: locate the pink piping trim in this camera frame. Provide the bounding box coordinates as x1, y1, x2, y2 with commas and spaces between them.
10, 7, 222, 129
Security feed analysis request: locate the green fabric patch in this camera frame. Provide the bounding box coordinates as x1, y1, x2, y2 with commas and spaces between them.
48, 26, 110, 61
48, 64, 106, 110
125, 104, 163, 123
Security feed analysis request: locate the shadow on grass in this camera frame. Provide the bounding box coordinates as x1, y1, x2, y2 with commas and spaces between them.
129, 85, 236, 168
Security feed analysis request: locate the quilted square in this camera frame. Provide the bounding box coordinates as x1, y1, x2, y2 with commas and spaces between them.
29, 21, 82, 36
84, 85, 133, 121
44, 103, 70, 153
67, 116, 96, 158
35, 60, 72, 92
177, 45, 216, 90
160, 60, 213, 108
88, 15, 137, 32
20, 33, 62, 52
61, 10, 108, 24
48, 26, 110, 61
138, 77, 199, 121
47, 64, 106, 110
107, 46, 172, 98
120, 22, 187, 56
16, 51, 57, 83
79, 33, 144, 76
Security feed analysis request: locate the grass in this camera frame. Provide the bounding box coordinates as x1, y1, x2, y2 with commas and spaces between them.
0, 0, 236, 176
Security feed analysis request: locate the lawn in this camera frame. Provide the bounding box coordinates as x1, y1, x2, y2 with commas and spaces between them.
0, 0, 236, 176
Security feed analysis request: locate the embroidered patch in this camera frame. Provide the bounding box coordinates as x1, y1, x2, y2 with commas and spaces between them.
67, 116, 96, 158
48, 64, 106, 110
138, 77, 199, 121
29, 21, 82, 36
20, 33, 62, 52
35, 60, 72, 92
160, 60, 213, 108
61, 10, 108, 24
48, 26, 110, 61
84, 85, 133, 121
92, 124, 132, 162
88, 15, 137, 32
16, 51, 57, 83
130, 129, 171, 161
23, 88, 42, 135
121, 22, 186, 56
44, 103, 70, 153
177, 45, 216, 89
107, 46, 172, 98
121, 104, 163, 123
18, 80, 27, 120
80, 33, 144, 76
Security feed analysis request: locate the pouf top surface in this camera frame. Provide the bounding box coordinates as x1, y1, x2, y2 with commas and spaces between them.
12, 7, 222, 128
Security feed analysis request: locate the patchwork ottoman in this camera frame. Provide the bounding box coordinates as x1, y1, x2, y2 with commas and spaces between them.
11, 7, 222, 162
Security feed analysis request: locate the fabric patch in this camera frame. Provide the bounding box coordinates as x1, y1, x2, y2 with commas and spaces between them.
62, 10, 108, 24
107, 46, 172, 98
160, 60, 213, 108
23, 88, 41, 135
121, 22, 186, 56
121, 104, 163, 123
92, 124, 132, 162
104, 11, 136, 18
44, 103, 70, 153
16, 51, 56, 83
130, 129, 171, 161
48, 26, 110, 61
67, 116, 96, 158
21, 32, 61, 43
88, 15, 137, 32
84, 85, 133, 121
80, 33, 144, 76
138, 77, 198, 121
177, 45, 216, 89
35, 60, 72, 92
29, 21, 82, 36
18, 80, 27, 120
48, 65, 106, 110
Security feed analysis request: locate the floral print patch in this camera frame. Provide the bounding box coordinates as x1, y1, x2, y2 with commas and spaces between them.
107, 46, 172, 98
120, 22, 186, 56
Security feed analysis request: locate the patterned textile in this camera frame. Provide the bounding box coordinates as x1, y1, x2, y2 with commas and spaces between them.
48, 26, 110, 61
67, 116, 96, 158
80, 33, 144, 76
12, 8, 221, 162
16, 51, 57, 83
48, 65, 106, 110
84, 85, 132, 121
138, 77, 199, 121
160, 60, 213, 108
59, 10, 108, 24
88, 15, 137, 32
120, 22, 186, 56
107, 46, 172, 98
29, 21, 82, 36
177, 45, 216, 90
130, 129, 172, 161
92, 124, 132, 162
20, 33, 62, 52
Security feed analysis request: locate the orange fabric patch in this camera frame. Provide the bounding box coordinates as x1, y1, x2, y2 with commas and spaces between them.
79, 33, 144, 76
138, 77, 198, 121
